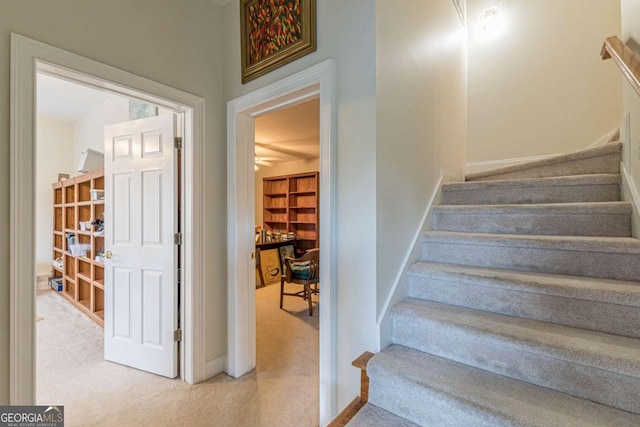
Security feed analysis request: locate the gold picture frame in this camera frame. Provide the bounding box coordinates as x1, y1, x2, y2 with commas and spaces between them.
240, 0, 317, 84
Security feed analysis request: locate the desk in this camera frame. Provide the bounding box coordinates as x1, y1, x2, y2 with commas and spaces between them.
255, 239, 296, 288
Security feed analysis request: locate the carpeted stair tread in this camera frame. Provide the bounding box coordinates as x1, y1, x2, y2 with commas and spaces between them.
441, 174, 621, 205
466, 142, 622, 182
346, 403, 420, 427
432, 202, 632, 236
422, 231, 640, 255
406, 261, 640, 338
420, 231, 640, 281
392, 298, 640, 378
367, 345, 640, 427
444, 173, 620, 192
434, 201, 631, 215
407, 262, 640, 308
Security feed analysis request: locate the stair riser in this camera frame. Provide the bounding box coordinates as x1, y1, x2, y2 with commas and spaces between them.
421, 240, 640, 281
406, 276, 640, 338
432, 211, 631, 236
441, 183, 620, 205
392, 315, 640, 414
468, 153, 621, 182
367, 368, 511, 427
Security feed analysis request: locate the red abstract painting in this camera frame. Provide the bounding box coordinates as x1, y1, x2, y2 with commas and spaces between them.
246, 0, 304, 65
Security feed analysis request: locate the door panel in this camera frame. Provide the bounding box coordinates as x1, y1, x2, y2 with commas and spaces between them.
104, 114, 178, 378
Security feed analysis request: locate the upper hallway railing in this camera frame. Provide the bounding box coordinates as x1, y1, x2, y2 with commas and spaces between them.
601, 35, 640, 97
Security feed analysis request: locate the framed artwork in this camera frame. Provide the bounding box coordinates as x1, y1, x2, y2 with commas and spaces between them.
240, 0, 317, 83
259, 248, 282, 285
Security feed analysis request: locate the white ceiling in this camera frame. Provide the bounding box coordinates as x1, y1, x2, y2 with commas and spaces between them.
254, 98, 320, 164
37, 73, 114, 123
38, 72, 318, 165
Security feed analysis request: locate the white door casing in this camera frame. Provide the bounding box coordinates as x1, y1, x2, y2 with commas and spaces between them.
104, 115, 178, 377
227, 59, 337, 425
11, 34, 207, 404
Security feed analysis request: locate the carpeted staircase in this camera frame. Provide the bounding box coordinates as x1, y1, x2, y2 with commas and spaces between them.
348, 142, 640, 426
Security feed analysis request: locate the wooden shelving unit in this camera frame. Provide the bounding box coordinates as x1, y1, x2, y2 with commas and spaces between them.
52, 168, 105, 327
263, 172, 319, 254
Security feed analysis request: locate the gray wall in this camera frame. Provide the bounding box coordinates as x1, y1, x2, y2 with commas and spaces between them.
375, 0, 468, 318
0, 0, 226, 403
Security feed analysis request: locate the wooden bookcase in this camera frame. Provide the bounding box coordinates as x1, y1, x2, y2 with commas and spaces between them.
52, 168, 105, 327
263, 171, 319, 254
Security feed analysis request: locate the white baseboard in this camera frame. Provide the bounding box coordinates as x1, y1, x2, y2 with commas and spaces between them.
440, 168, 463, 183
589, 126, 621, 148
466, 154, 555, 175
205, 355, 227, 379
377, 173, 450, 350
467, 126, 622, 176
36, 274, 49, 291
621, 162, 640, 238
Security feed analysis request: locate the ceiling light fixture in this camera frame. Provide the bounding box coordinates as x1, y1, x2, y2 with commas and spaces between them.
477, 6, 505, 41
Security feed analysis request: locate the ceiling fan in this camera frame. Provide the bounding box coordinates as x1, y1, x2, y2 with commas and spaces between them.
254, 155, 281, 168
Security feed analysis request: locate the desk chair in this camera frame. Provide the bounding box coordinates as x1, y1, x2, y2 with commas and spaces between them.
280, 248, 319, 316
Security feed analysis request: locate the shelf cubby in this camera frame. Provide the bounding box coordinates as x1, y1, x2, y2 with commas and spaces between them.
262, 172, 319, 251
77, 277, 91, 310
77, 179, 92, 203
52, 168, 105, 327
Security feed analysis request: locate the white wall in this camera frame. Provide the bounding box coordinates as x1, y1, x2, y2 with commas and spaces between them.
72, 95, 128, 170
72, 96, 174, 170
0, 0, 226, 403
35, 118, 76, 277
621, 0, 640, 234
467, 0, 622, 164
376, 0, 467, 318
224, 0, 378, 413
255, 158, 320, 226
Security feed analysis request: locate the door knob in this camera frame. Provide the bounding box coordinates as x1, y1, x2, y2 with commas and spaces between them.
104, 251, 113, 259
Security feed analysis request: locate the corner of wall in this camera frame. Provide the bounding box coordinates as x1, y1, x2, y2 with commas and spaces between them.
620, 113, 640, 238
377, 172, 459, 350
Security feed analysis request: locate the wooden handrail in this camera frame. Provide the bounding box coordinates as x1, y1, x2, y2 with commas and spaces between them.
601, 35, 640, 97
328, 351, 376, 427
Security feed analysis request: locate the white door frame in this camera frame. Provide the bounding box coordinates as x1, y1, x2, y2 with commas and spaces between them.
10, 34, 207, 404
227, 59, 337, 425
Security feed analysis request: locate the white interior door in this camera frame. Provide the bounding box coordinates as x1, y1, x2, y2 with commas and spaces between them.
104, 114, 178, 378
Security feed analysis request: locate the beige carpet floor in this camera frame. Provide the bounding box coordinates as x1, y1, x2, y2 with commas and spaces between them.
36, 282, 319, 427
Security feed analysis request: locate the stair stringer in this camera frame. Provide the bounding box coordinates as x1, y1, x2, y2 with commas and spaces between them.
377, 170, 461, 350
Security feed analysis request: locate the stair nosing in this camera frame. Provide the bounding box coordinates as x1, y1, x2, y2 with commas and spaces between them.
433, 201, 632, 215
406, 262, 640, 307
421, 231, 640, 255
442, 173, 620, 192
391, 298, 640, 378
371, 345, 640, 426
465, 142, 622, 181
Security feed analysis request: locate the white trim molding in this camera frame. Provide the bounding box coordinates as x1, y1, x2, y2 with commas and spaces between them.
466, 153, 555, 176
10, 34, 206, 403
227, 59, 337, 425
468, 127, 623, 176
621, 162, 640, 237
205, 355, 228, 379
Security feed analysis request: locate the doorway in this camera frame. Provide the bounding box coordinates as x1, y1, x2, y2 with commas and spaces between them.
35, 71, 183, 396
10, 34, 207, 404
227, 60, 337, 425
253, 98, 321, 422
